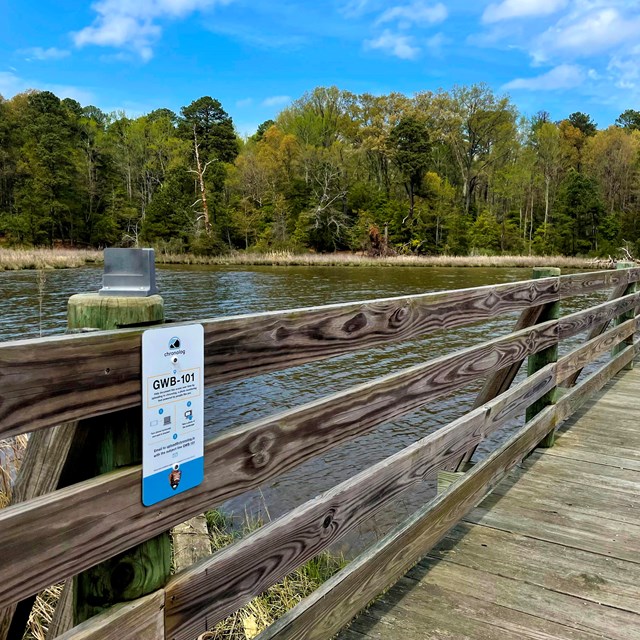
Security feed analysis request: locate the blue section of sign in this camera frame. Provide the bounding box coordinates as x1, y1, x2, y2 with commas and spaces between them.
142, 456, 204, 507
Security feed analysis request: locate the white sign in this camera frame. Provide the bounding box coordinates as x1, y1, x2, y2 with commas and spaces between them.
142, 324, 204, 506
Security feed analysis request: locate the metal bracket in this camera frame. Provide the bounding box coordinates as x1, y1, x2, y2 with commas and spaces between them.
99, 248, 158, 297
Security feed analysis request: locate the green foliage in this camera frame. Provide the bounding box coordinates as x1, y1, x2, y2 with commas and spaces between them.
554, 169, 605, 255
616, 109, 640, 131
179, 96, 238, 163
568, 112, 597, 137
1, 85, 640, 259
470, 210, 501, 253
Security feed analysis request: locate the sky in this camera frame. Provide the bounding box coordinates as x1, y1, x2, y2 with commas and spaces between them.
1, 0, 639, 135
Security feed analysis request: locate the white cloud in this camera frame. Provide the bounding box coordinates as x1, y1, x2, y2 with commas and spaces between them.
340, 0, 373, 18
607, 46, 640, 90
377, 1, 447, 28
0, 71, 95, 104
261, 95, 291, 107
532, 7, 640, 63
236, 97, 253, 108
503, 63, 585, 90
73, 0, 231, 60
19, 47, 71, 61
425, 32, 449, 55
482, 0, 567, 24
365, 29, 420, 59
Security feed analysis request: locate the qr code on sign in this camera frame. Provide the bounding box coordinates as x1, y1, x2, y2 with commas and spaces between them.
164, 416, 171, 426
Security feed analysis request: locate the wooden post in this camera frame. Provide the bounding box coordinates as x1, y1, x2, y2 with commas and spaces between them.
526, 267, 560, 448
67, 293, 172, 624
613, 261, 636, 370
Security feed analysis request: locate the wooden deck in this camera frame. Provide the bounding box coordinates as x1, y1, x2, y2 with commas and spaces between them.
340, 363, 640, 640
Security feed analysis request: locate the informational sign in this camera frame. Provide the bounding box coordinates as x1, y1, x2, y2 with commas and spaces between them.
142, 324, 204, 506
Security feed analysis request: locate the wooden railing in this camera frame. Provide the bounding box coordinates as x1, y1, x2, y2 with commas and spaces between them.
1, 266, 639, 640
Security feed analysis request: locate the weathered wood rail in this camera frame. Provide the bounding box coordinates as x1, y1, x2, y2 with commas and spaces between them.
1, 266, 639, 640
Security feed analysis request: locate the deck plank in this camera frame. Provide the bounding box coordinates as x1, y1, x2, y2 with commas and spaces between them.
339, 364, 640, 640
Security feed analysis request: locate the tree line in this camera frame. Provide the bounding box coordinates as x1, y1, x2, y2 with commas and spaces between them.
1, 84, 639, 257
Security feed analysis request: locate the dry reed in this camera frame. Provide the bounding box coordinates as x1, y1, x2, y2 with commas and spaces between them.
0, 247, 606, 271
0, 248, 101, 271
156, 251, 598, 269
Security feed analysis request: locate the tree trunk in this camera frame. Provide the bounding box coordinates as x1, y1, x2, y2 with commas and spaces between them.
193, 127, 211, 235
544, 175, 550, 238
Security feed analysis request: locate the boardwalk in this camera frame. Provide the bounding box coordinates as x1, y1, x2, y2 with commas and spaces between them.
2, 265, 639, 639
340, 362, 640, 640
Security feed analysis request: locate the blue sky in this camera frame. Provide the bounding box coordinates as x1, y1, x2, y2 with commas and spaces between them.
1, 0, 639, 135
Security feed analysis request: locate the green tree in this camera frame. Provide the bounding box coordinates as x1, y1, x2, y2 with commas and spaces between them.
13, 91, 82, 244
436, 84, 517, 215
388, 115, 431, 223
554, 169, 605, 254
615, 109, 640, 131
568, 112, 597, 137
179, 97, 238, 237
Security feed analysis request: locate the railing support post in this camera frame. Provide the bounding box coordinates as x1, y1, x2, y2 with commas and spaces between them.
67, 257, 172, 625
526, 267, 560, 448
613, 261, 636, 370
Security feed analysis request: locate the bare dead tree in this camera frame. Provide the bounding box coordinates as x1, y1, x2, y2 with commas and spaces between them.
187, 126, 214, 235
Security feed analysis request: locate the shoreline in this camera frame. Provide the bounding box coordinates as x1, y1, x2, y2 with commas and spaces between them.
0, 247, 609, 271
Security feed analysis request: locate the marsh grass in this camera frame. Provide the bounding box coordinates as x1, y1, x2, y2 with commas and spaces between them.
24, 584, 64, 640
0, 434, 27, 508
0, 248, 101, 271
0, 247, 604, 271
155, 251, 598, 269
200, 509, 345, 640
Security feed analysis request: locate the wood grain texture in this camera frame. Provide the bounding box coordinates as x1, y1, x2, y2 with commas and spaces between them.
0, 422, 78, 640
67, 294, 164, 331
0, 278, 564, 440
559, 267, 640, 296
557, 291, 640, 339
492, 470, 640, 527
429, 521, 640, 615
348, 362, 640, 640
0, 322, 558, 609
563, 281, 630, 387
613, 263, 637, 368
253, 406, 558, 640
53, 591, 164, 640
556, 317, 636, 382
343, 575, 607, 640
456, 303, 548, 470
525, 268, 560, 444
46, 583, 73, 639
172, 515, 212, 574
2, 270, 636, 441
258, 352, 640, 640
403, 557, 640, 640
470, 305, 547, 408
555, 344, 636, 424
468, 490, 640, 564
163, 365, 557, 640
68, 292, 171, 627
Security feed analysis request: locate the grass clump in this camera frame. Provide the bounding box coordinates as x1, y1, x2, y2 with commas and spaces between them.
0, 247, 609, 271
200, 509, 345, 640
0, 248, 101, 271
154, 250, 600, 269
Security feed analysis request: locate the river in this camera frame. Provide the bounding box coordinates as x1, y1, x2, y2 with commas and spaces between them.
0, 264, 606, 554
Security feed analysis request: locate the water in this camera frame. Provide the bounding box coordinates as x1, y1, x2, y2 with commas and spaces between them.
0, 265, 607, 554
